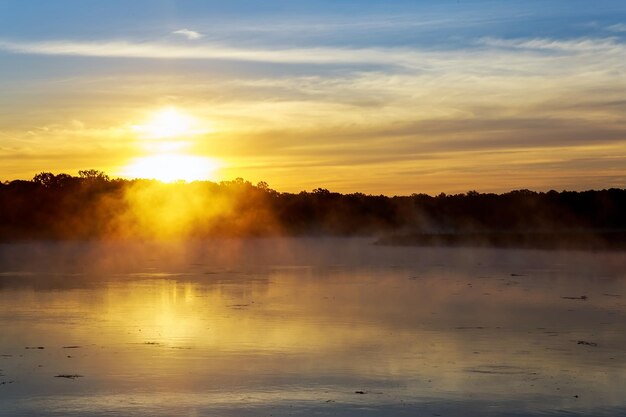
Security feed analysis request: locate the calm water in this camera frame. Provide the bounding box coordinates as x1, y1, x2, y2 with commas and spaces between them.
0, 238, 625, 416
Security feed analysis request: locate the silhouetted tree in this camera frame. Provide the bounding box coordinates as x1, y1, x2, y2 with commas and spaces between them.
78, 169, 109, 181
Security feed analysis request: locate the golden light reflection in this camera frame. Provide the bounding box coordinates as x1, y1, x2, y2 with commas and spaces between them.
2, 243, 626, 410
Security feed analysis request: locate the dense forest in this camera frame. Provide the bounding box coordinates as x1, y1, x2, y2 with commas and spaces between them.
1, 170, 625, 247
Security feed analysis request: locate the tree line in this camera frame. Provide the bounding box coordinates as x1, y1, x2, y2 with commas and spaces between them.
1, 171, 625, 240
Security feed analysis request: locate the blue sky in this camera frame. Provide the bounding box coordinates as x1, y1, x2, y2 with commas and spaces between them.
1, 0, 625, 193
0, 2, 619, 42
2, 1, 625, 41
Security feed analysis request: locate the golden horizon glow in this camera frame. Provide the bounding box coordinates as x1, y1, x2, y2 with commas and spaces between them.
3, 28, 626, 194
120, 154, 222, 182
118, 107, 222, 183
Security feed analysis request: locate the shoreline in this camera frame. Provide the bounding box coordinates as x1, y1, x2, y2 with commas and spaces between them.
376, 230, 626, 250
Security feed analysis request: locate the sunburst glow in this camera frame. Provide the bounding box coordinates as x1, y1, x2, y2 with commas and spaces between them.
123, 107, 220, 182
132, 108, 211, 139
122, 154, 221, 182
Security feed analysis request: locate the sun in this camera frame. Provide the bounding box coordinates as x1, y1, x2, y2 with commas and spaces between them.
122, 154, 221, 183
122, 107, 221, 182
132, 107, 211, 139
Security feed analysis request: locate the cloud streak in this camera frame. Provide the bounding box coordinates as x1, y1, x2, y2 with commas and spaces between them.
607, 23, 626, 33
1, 36, 625, 74
480, 37, 624, 52
172, 29, 203, 40
0, 38, 420, 66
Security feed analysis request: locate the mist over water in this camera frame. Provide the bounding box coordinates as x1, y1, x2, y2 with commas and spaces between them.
1, 238, 625, 416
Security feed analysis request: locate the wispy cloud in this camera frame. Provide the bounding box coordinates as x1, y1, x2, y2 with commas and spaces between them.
0, 39, 415, 66
607, 23, 626, 33
172, 28, 203, 40
1, 36, 625, 71
479, 37, 623, 52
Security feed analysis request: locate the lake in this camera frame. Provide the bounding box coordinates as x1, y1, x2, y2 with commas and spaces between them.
0, 238, 625, 416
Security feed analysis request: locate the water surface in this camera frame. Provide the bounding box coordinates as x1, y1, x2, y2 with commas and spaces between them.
1, 239, 625, 416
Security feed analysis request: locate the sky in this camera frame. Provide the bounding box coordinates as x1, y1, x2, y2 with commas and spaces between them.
1, 0, 625, 194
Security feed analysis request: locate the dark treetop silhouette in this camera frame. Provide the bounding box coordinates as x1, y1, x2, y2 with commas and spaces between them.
1, 171, 625, 248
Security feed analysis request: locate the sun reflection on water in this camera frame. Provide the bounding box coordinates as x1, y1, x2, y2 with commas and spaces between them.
1, 242, 626, 416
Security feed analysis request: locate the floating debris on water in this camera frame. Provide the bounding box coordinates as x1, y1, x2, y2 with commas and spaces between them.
455, 326, 486, 330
